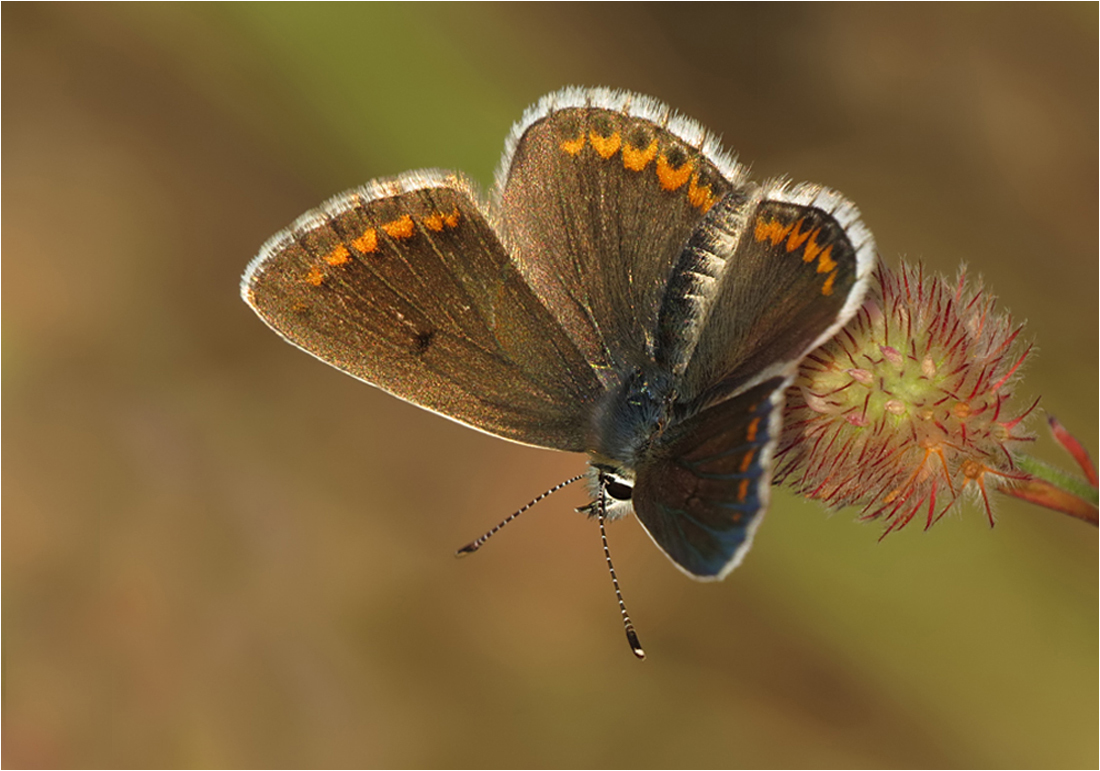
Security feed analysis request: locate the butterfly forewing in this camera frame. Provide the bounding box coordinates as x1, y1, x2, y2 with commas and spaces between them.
242, 171, 602, 451
497, 89, 746, 385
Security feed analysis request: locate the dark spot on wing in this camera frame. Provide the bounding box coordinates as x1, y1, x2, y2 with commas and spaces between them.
412, 329, 435, 355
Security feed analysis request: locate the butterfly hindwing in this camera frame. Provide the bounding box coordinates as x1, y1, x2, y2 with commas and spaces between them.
632, 376, 789, 580
657, 182, 876, 407
242, 171, 602, 451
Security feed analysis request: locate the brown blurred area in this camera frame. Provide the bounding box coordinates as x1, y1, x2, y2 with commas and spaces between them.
3, 4, 1096, 767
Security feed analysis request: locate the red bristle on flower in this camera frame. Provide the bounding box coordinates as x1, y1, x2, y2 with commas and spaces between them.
1048, 416, 1098, 486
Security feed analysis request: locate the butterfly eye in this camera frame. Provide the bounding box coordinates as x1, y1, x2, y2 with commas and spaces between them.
604, 479, 634, 502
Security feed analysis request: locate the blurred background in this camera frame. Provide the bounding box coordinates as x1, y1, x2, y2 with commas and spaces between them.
4, 4, 1096, 767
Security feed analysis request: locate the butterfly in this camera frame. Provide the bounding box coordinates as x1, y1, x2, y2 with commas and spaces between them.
242, 87, 876, 655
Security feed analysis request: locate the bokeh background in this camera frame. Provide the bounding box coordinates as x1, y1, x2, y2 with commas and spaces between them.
4, 4, 1096, 767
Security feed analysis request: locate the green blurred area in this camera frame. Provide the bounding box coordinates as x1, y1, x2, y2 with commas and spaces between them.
3, 4, 1096, 767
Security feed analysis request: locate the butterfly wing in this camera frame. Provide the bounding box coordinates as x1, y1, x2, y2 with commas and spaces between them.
657, 181, 877, 406
242, 171, 602, 451
496, 87, 746, 385
632, 376, 789, 580
633, 183, 876, 579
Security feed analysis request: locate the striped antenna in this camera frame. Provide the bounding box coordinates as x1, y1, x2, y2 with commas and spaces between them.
455, 474, 585, 555
598, 474, 645, 660
455, 471, 645, 660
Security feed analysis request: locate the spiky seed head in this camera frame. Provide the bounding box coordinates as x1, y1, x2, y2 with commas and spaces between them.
776, 262, 1037, 533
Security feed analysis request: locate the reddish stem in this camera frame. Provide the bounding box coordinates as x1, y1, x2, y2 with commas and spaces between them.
1000, 478, 1098, 526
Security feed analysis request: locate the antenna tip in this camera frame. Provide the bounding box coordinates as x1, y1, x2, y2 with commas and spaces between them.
626, 628, 646, 660
455, 542, 480, 557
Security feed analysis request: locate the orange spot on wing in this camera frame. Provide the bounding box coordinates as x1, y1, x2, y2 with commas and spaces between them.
324, 244, 351, 266
746, 417, 760, 442
352, 228, 378, 253
589, 130, 621, 159
802, 230, 823, 263
739, 450, 755, 473
821, 270, 837, 296
785, 218, 811, 252
737, 478, 750, 503
382, 214, 415, 240
755, 218, 794, 247
424, 206, 461, 231
305, 266, 325, 286
687, 173, 716, 212
560, 132, 586, 155
815, 244, 836, 273
624, 139, 655, 172
655, 155, 693, 191
754, 218, 774, 242
622, 139, 658, 171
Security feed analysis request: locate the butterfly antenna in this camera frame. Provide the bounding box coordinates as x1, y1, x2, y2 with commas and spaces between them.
598, 483, 646, 660
455, 474, 585, 556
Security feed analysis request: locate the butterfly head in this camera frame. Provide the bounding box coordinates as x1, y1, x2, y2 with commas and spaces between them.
577, 461, 637, 522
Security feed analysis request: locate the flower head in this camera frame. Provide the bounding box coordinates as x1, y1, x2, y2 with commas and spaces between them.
776, 262, 1036, 533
